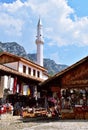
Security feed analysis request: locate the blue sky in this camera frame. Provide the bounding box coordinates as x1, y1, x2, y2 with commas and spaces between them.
0, 0, 88, 66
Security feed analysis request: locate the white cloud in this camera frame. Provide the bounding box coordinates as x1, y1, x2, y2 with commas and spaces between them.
1, 0, 24, 13
0, 0, 25, 37
0, 12, 24, 36
0, 0, 88, 51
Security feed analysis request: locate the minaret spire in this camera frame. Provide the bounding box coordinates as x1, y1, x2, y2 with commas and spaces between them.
36, 18, 44, 66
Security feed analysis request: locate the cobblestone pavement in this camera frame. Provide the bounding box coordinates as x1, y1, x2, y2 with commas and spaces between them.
0, 114, 88, 130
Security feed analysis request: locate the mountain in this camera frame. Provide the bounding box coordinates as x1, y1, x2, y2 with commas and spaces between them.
44, 59, 67, 75
0, 42, 68, 75
0, 42, 28, 58
27, 55, 68, 75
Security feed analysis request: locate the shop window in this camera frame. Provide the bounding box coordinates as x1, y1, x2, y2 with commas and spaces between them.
33, 69, 36, 76
37, 71, 40, 78
28, 67, 31, 75
23, 65, 26, 73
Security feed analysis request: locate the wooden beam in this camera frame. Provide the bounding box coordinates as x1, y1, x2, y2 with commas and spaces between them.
62, 79, 88, 89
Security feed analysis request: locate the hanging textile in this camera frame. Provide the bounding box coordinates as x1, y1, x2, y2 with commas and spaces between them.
4, 75, 8, 89
23, 85, 28, 95
9, 77, 14, 92
27, 87, 31, 96
8, 76, 12, 90
33, 86, 37, 100
17, 84, 19, 93
0, 76, 4, 98
19, 83, 22, 94
13, 77, 17, 94
20, 84, 23, 95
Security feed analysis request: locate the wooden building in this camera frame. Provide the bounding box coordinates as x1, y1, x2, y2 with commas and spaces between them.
0, 52, 48, 80
40, 55, 88, 89
39, 56, 88, 119
0, 52, 49, 106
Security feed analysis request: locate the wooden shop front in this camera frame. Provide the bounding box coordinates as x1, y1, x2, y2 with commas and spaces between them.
40, 56, 88, 119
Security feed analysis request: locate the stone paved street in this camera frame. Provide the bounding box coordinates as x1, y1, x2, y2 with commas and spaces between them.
0, 114, 88, 130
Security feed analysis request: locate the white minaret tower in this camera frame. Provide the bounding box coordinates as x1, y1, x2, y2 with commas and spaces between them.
36, 18, 44, 66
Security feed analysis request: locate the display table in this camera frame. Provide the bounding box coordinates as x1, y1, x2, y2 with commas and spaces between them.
22, 107, 47, 118
74, 105, 88, 119
61, 106, 88, 119
61, 109, 75, 119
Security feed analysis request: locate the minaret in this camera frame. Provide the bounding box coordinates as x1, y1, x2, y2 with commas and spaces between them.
36, 18, 44, 66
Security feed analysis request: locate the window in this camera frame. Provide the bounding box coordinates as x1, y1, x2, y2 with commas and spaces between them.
28, 67, 31, 75
37, 71, 40, 78
23, 65, 26, 73
33, 69, 36, 76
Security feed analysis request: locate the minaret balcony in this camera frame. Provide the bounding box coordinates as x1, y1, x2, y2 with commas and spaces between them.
36, 39, 44, 44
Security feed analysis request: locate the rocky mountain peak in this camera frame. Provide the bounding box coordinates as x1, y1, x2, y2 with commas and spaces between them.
0, 42, 28, 58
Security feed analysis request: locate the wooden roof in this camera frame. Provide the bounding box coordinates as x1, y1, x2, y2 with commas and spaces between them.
40, 56, 88, 88
0, 52, 47, 72
0, 64, 44, 83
